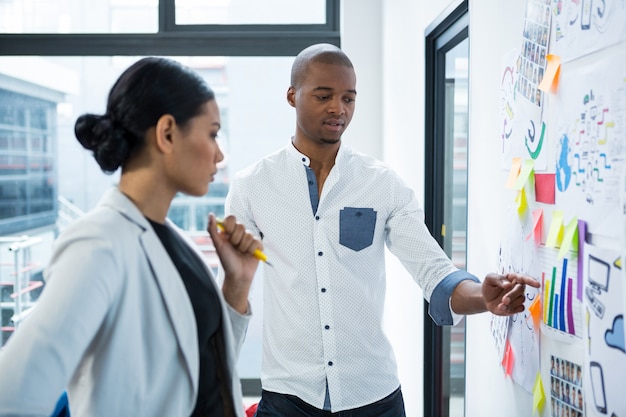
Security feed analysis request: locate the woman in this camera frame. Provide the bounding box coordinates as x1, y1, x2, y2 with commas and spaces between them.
0, 57, 262, 417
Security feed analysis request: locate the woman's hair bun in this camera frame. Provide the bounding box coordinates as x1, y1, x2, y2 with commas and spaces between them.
74, 113, 130, 173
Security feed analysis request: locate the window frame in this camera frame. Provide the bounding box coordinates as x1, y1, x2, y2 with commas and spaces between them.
0, 0, 340, 56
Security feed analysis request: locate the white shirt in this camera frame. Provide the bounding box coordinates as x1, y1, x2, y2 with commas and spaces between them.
225, 142, 478, 411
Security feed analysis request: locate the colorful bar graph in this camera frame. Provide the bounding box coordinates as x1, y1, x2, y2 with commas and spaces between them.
559, 258, 568, 331
554, 294, 560, 328
567, 278, 575, 334
542, 256, 580, 337
548, 268, 556, 327
539, 246, 582, 339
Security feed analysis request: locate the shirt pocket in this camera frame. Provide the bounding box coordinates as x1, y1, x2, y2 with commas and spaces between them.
339, 207, 377, 251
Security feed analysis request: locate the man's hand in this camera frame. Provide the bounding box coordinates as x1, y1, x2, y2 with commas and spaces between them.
482, 272, 540, 316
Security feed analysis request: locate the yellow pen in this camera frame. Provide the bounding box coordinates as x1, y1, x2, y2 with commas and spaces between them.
215, 219, 273, 266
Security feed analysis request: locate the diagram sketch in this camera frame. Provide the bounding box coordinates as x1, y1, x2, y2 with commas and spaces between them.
547, 52, 626, 238
551, 0, 626, 62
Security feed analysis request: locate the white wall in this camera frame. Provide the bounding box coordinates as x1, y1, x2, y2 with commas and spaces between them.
339, 0, 383, 160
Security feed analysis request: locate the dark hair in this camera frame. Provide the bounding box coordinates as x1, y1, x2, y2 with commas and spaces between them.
74, 57, 216, 173
290, 43, 353, 88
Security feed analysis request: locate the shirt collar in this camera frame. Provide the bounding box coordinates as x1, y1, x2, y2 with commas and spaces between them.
287, 138, 348, 168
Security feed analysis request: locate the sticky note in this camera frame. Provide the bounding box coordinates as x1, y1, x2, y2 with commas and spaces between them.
528, 296, 542, 330
532, 372, 545, 416
546, 210, 563, 248
506, 157, 522, 189
526, 208, 543, 245
516, 188, 528, 215
535, 173, 555, 204
558, 217, 579, 259
538, 54, 561, 94
502, 340, 514, 377
513, 159, 535, 190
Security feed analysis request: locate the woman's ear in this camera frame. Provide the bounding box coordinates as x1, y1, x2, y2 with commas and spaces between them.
154, 114, 176, 153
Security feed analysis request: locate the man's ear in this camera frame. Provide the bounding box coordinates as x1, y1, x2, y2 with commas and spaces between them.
287, 86, 296, 108
154, 114, 176, 153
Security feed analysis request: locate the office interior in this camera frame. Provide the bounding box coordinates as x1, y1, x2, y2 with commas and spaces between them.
1, 0, 624, 416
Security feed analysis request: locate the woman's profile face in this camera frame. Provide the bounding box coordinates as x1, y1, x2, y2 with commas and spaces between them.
167, 100, 224, 197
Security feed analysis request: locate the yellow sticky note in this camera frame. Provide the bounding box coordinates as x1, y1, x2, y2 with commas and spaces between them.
506, 157, 522, 189
546, 210, 564, 248
538, 54, 561, 94
516, 188, 528, 215
513, 159, 535, 190
532, 372, 545, 415
558, 217, 579, 259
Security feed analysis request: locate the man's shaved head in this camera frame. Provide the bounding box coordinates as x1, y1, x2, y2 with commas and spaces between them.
290, 43, 354, 88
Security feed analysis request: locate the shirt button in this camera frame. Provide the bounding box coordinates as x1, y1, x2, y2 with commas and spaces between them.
302, 158, 306, 162
321, 288, 326, 293
315, 216, 320, 220
324, 325, 330, 330
328, 361, 333, 366
318, 251, 323, 256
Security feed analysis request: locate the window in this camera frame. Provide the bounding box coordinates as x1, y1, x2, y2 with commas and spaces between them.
0, 0, 339, 56
175, 0, 326, 25
0, 89, 57, 235
0, 0, 341, 394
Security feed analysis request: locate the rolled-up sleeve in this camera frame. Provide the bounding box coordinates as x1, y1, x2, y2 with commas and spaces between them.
428, 270, 480, 325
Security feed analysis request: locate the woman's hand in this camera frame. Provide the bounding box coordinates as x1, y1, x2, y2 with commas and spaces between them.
207, 213, 263, 313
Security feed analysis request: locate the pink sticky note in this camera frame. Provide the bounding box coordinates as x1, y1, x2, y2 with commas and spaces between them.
535, 173, 556, 204
502, 340, 515, 377
526, 208, 543, 245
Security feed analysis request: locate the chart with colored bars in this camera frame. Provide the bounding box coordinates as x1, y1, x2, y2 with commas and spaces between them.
538, 246, 583, 340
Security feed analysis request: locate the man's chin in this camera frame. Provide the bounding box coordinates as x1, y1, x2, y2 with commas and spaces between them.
320, 138, 341, 145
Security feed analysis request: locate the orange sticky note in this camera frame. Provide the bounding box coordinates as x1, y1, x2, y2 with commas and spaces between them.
506, 157, 522, 188
532, 372, 546, 416
527, 296, 542, 329
526, 208, 543, 245
538, 54, 561, 94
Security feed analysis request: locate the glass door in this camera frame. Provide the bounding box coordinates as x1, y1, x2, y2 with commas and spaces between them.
424, 1, 469, 416
443, 37, 469, 414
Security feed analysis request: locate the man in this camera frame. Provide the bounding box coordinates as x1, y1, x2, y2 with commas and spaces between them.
224, 43, 539, 416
